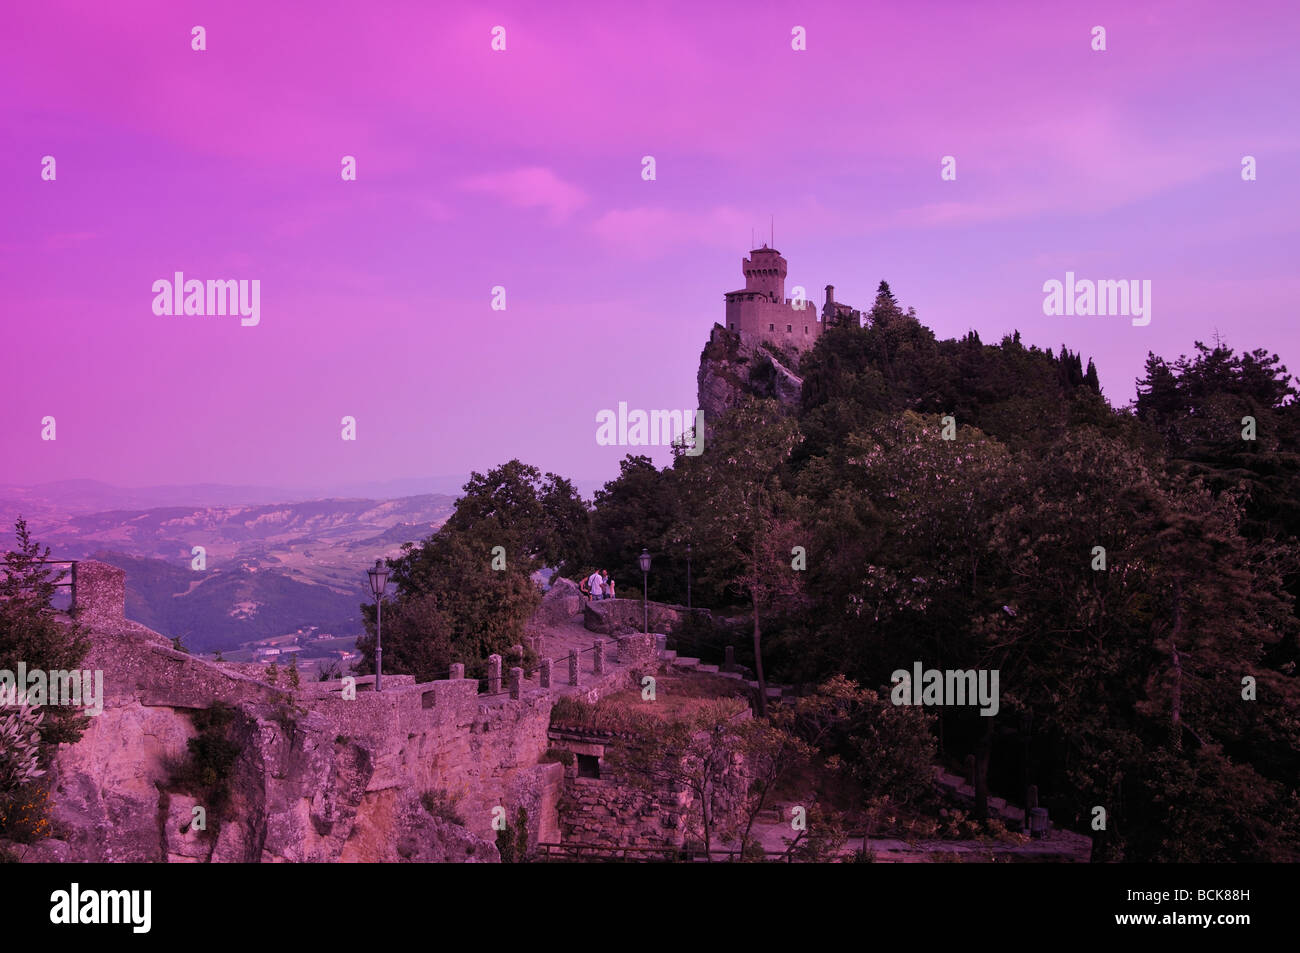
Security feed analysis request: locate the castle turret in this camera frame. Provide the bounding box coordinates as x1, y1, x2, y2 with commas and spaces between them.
743, 246, 786, 302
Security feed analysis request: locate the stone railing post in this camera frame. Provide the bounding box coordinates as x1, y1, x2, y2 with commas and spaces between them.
488, 654, 502, 693
449, 663, 465, 680
594, 638, 607, 676
568, 650, 579, 686
724, 645, 735, 672
540, 657, 553, 689
509, 667, 523, 700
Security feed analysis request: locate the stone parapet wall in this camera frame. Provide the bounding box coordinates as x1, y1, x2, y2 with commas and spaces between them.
71, 560, 127, 634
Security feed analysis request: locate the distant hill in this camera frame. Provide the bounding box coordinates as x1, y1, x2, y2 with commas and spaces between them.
90, 551, 366, 654
0, 490, 460, 652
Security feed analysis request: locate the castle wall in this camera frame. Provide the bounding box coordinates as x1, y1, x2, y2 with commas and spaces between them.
725, 296, 823, 353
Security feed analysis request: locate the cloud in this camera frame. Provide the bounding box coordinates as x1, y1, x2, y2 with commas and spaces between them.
588, 205, 750, 256
459, 167, 588, 222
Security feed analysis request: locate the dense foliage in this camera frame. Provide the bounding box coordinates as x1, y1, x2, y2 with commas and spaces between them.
584, 291, 1300, 861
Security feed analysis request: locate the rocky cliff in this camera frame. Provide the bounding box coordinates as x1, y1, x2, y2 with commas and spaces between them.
696, 324, 803, 422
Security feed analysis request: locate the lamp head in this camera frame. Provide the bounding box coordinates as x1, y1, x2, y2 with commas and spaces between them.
367, 558, 390, 598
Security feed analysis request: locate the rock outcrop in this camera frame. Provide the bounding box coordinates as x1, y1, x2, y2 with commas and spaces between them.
532, 577, 582, 627
697, 323, 803, 422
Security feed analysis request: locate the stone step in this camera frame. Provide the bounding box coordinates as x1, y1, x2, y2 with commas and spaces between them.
659, 650, 678, 662
674, 657, 700, 669
696, 664, 720, 674
718, 671, 744, 680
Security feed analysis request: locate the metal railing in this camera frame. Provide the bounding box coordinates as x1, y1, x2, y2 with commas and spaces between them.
18, 559, 78, 609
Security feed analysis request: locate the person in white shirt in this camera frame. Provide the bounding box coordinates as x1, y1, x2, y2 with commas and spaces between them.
587, 570, 604, 600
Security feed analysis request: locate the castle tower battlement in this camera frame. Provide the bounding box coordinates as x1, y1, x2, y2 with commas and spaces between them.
743, 246, 787, 301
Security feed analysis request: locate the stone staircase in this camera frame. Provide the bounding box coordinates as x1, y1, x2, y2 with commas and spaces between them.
657, 640, 796, 698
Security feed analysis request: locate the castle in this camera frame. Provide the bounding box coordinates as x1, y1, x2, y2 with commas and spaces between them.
723, 246, 861, 354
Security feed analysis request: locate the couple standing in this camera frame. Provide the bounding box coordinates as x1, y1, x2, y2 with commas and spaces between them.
586, 569, 615, 600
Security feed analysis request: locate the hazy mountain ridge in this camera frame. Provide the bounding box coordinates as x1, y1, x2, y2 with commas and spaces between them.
88, 551, 366, 654
0, 489, 460, 652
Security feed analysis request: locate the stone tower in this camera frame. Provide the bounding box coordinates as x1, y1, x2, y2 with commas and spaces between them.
743, 246, 786, 302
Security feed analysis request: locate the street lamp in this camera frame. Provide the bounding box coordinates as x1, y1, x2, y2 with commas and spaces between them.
638, 548, 652, 633
686, 542, 692, 610
367, 558, 389, 692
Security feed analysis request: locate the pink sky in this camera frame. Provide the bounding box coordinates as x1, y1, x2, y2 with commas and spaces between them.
2, 0, 1297, 494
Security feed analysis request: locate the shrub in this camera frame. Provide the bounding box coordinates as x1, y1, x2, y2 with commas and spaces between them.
0, 703, 45, 794
420, 789, 466, 826
0, 784, 52, 843
496, 806, 530, 863
173, 702, 244, 820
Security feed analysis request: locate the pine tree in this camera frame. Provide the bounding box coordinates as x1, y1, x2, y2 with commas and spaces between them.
0, 519, 91, 748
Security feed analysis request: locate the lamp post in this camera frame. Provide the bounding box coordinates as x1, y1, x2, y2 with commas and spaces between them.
367, 558, 389, 692
686, 542, 692, 610
638, 548, 652, 634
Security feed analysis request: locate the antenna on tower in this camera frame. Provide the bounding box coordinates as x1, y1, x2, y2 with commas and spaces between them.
770, 214, 774, 248
752, 227, 755, 249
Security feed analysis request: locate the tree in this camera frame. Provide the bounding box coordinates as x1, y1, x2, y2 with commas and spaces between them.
984, 428, 1300, 859
375, 462, 560, 676
589, 456, 687, 604
356, 591, 454, 682
675, 399, 804, 714
0, 519, 91, 748
538, 473, 592, 576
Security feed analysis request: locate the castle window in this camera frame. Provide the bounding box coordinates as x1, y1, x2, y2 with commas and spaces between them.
577, 754, 600, 779
769, 323, 775, 332
786, 324, 792, 332
804, 326, 808, 334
